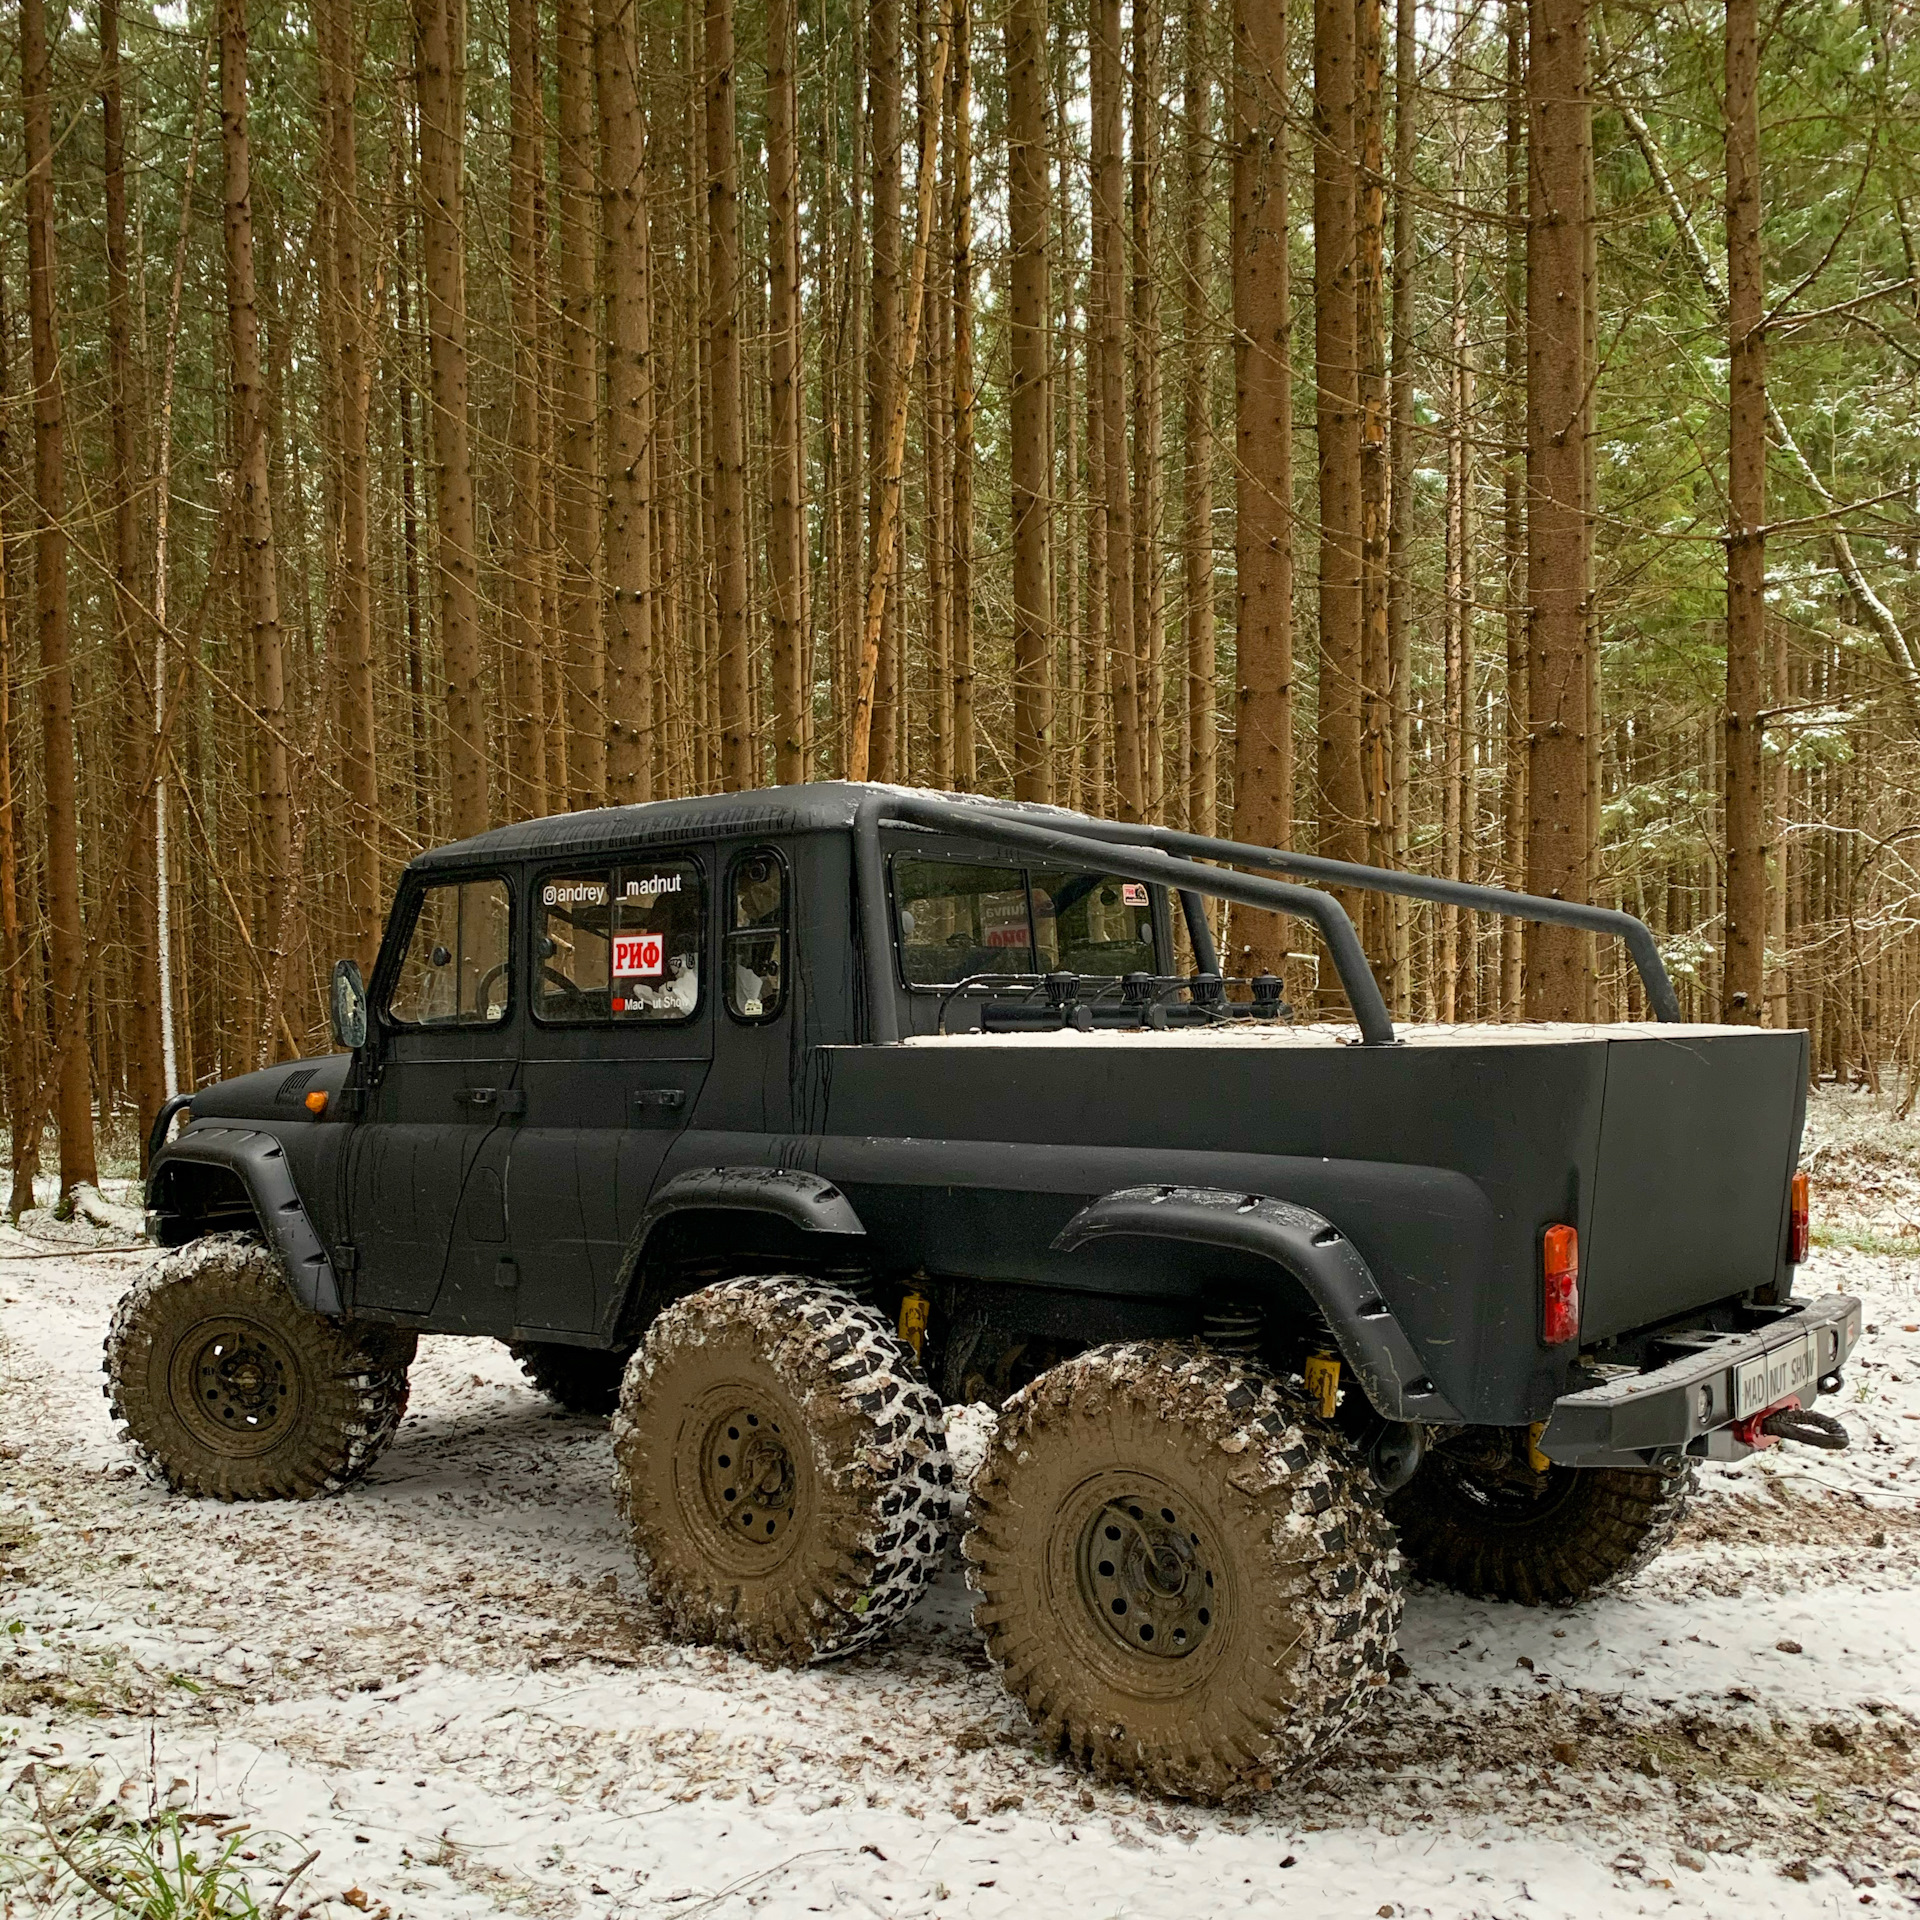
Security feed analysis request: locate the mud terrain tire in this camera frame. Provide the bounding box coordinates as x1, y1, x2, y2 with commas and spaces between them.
509, 1340, 627, 1416
964, 1343, 1401, 1801
105, 1236, 412, 1500
1389, 1451, 1696, 1605
613, 1276, 950, 1663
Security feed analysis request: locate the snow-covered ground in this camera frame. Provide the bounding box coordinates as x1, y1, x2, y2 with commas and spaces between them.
3, 1089, 1918, 1919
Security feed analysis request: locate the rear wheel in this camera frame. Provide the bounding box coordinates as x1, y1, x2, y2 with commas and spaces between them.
1389, 1441, 1695, 1605
509, 1340, 627, 1416
612, 1276, 951, 1663
105, 1236, 411, 1500
963, 1343, 1401, 1801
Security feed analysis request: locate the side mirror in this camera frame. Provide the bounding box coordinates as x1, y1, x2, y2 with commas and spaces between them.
330, 958, 369, 1051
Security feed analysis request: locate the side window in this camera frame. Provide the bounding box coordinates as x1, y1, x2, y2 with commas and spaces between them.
725, 848, 789, 1022
535, 871, 612, 1019
536, 859, 704, 1023
893, 860, 1033, 985
1031, 870, 1158, 977
386, 878, 512, 1028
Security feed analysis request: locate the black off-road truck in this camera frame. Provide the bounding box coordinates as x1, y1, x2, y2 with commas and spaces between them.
116, 784, 1860, 1800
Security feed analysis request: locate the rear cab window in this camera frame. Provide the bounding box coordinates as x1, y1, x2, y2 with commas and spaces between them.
534, 858, 705, 1023
892, 857, 1159, 989
726, 847, 790, 1021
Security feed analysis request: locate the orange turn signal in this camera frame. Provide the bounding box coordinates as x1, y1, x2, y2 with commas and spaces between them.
305, 1090, 329, 1116
1788, 1170, 1810, 1264
1542, 1223, 1580, 1346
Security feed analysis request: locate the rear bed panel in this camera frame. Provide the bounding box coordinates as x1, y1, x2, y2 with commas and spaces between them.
812, 1023, 1808, 1424
1583, 1029, 1807, 1340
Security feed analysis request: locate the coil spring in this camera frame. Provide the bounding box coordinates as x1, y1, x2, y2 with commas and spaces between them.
1202, 1301, 1264, 1355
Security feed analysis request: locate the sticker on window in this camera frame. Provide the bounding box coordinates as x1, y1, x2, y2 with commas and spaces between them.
1122, 883, 1148, 906
613, 932, 665, 979
981, 890, 1028, 950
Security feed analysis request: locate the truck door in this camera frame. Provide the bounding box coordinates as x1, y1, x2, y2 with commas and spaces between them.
508, 854, 713, 1337
344, 874, 519, 1323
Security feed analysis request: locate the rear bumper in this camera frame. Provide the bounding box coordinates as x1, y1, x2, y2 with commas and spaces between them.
1540, 1292, 1863, 1466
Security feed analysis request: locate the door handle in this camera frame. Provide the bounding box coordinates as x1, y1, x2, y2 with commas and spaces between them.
458, 1087, 527, 1115
632, 1088, 686, 1112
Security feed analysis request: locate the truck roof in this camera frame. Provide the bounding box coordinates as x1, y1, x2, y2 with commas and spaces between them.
406, 781, 1121, 874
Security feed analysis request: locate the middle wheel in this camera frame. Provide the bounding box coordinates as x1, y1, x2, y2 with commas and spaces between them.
965, 1342, 1402, 1800
612, 1275, 951, 1663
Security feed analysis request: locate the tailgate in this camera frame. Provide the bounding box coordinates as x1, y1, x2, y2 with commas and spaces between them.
1581, 1028, 1809, 1341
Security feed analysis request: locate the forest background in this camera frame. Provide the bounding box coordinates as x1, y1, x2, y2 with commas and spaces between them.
2, 0, 1919, 1205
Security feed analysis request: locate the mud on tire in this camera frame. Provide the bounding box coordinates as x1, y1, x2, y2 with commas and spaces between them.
612, 1275, 951, 1664
1389, 1449, 1696, 1606
964, 1342, 1401, 1802
105, 1236, 413, 1500
509, 1340, 627, 1416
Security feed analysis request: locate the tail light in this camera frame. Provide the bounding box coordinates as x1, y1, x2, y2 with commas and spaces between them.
1542, 1224, 1580, 1346
1788, 1170, 1810, 1264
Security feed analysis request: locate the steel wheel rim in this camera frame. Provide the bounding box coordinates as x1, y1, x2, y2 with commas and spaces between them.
697, 1396, 799, 1557
167, 1316, 301, 1458
1072, 1476, 1220, 1665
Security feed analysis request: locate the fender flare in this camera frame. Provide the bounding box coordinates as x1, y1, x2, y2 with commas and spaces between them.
150, 1125, 344, 1316
1051, 1183, 1462, 1424
609, 1165, 868, 1344
637, 1164, 868, 1247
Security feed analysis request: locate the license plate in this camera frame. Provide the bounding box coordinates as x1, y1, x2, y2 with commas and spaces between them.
1734, 1332, 1819, 1418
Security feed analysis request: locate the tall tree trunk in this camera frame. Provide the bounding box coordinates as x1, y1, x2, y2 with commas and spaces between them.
508, 0, 548, 819
149, 35, 213, 1105
1093, 0, 1141, 816
394, 197, 433, 847
222, 0, 296, 1064
1723, 0, 1765, 1022
599, 0, 655, 802
1441, 82, 1477, 1019
1355, 0, 1390, 922
320, 0, 379, 963
1386, 0, 1417, 1015
415, 0, 487, 836
1314, 0, 1366, 924
848, 11, 951, 781
1522, 0, 1593, 1018
1009, 0, 1051, 801
26, 0, 95, 1177
706, 0, 751, 789
927, 69, 954, 793
866, 0, 903, 780
949, 0, 976, 785
557, 0, 603, 804
1500, 0, 1526, 1015
1231, 0, 1292, 978
0, 278, 39, 1215
768, 0, 807, 784
1181, 0, 1215, 842
102, 0, 163, 1151
1132, 0, 1164, 819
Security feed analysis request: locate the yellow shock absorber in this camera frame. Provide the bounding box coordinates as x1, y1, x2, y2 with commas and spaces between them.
898, 1289, 931, 1360
1528, 1421, 1551, 1474
1304, 1350, 1341, 1420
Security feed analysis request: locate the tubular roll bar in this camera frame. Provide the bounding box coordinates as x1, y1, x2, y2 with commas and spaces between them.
853, 791, 1398, 1046
1007, 812, 1684, 1025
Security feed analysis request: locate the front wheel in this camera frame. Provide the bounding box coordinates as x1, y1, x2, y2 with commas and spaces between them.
105, 1236, 412, 1500
1388, 1440, 1695, 1605
964, 1343, 1401, 1801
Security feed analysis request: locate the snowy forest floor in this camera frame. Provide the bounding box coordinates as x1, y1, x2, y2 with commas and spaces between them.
2, 1088, 1918, 1919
